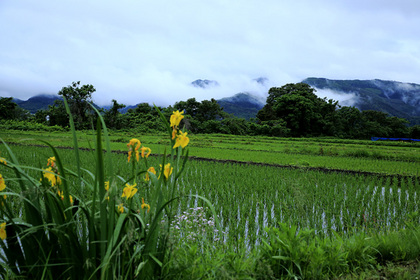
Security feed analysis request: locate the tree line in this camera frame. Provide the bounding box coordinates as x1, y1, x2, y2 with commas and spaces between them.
1, 81, 419, 139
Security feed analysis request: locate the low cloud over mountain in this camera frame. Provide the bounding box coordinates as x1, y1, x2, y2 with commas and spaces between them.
303, 78, 420, 125
191, 79, 220, 89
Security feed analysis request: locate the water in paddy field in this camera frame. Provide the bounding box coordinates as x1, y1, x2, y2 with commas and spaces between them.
179, 166, 418, 250
185, 183, 419, 250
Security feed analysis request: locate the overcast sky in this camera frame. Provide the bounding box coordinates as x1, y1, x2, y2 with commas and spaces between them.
1, 0, 419, 106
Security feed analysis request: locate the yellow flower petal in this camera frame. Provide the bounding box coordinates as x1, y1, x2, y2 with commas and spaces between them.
118, 203, 124, 213
0, 222, 6, 240
0, 157, 7, 166
141, 147, 151, 158
42, 167, 61, 187
160, 163, 173, 180
173, 131, 190, 149
122, 183, 138, 199
144, 167, 156, 182
127, 138, 141, 162
141, 198, 151, 213
47, 157, 56, 168
170, 110, 184, 127
127, 138, 141, 151
0, 174, 6, 192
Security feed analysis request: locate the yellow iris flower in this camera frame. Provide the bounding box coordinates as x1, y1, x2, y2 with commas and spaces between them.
42, 167, 62, 187
141, 197, 150, 213
127, 138, 141, 150
0, 174, 5, 191
0, 222, 6, 240
170, 110, 184, 127
58, 190, 74, 205
127, 151, 140, 162
159, 163, 173, 180
104, 181, 110, 201
0, 156, 6, 165
127, 138, 141, 162
144, 166, 156, 182
122, 183, 138, 199
47, 156, 56, 168
118, 203, 124, 213
173, 131, 190, 149
141, 147, 151, 158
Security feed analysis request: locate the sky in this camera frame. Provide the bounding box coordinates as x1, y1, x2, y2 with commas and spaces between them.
1, 0, 419, 107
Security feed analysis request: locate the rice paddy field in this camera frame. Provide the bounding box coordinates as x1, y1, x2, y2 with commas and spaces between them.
1, 131, 419, 242
1, 130, 419, 175
0, 129, 419, 279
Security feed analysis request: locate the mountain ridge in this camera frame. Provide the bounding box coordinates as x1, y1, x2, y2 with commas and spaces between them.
5, 78, 420, 125
217, 92, 264, 119
13, 94, 62, 114
302, 77, 420, 125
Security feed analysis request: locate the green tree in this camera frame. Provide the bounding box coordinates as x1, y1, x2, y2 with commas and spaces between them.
385, 116, 409, 137
58, 81, 96, 129
104, 99, 125, 129
358, 110, 409, 138
47, 100, 69, 127
0, 97, 17, 120
409, 125, 420, 139
197, 98, 225, 122
122, 104, 166, 132
0, 97, 30, 121
34, 109, 49, 125
174, 98, 225, 132
174, 98, 200, 118
335, 106, 363, 138
257, 83, 339, 137
134, 102, 152, 115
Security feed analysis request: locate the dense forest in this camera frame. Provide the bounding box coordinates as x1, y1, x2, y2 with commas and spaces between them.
1, 81, 419, 139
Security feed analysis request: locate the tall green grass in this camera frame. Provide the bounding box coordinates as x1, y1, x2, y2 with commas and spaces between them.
0, 103, 219, 279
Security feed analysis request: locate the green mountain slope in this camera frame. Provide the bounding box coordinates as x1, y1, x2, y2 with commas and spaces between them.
13, 94, 62, 114
217, 92, 264, 119
302, 78, 420, 125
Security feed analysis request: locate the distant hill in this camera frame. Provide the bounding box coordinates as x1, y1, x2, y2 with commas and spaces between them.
302, 78, 420, 125
8, 78, 420, 125
13, 94, 62, 114
217, 92, 264, 120
191, 79, 219, 89
10, 94, 107, 114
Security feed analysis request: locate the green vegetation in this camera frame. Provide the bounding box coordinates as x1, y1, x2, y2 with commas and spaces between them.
3, 81, 420, 139
1, 130, 419, 176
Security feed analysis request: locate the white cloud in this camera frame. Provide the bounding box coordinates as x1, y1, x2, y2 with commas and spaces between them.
314, 89, 358, 107
0, 0, 419, 106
